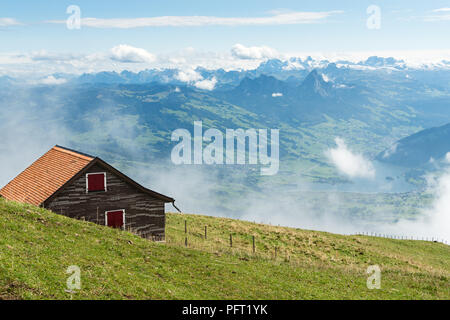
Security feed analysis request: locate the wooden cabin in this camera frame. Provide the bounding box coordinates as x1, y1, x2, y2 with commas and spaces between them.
0, 145, 175, 240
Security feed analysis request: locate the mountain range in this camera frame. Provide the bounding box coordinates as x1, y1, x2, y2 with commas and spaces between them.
17, 55, 449, 89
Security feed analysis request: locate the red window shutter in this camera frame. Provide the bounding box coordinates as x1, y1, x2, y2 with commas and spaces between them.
87, 173, 105, 192
107, 210, 124, 229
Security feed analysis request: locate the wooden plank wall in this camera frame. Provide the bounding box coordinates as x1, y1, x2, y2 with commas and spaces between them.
45, 164, 166, 239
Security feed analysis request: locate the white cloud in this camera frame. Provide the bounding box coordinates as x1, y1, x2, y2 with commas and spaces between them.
432, 8, 450, 13
110, 44, 156, 63
194, 77, 217, 90
272, 92, 283, 97
46, 11, 343, 29
38, 75, 67, 85
0, 18, 21, 27
174, 67, 218, 90
424, 15, 450, 22
326, 138, 375, 179
30, 50, 79, 62
445, 152, 450, 163
231, 44, 279, 60
424, 8, 450, 22
175, 69, 203, 82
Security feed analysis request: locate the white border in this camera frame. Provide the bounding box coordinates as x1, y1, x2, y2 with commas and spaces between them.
105, 209, 126, 230
86, 172, 107, 193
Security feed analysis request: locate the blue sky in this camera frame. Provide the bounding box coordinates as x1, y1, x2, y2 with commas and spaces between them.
2, 0, 450, 52
1, 1, 450, 76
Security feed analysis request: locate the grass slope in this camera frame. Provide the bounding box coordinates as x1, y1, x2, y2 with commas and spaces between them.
0, 198, 448, 300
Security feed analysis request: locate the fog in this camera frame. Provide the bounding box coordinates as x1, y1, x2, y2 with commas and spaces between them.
376, 170, 450, 242
0, 86, 71, 185
140, 163, 448, 243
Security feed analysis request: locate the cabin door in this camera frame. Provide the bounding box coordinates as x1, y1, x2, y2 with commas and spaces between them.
105, 210, 125, 229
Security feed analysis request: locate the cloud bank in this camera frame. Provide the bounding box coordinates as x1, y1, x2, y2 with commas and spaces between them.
3, 45, 450, 79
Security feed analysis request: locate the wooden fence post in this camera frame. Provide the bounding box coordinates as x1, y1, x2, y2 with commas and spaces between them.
184, 220, 188, 247
205, 226, 207, 239
230, 234, 232, 248
252, 236, 255, 254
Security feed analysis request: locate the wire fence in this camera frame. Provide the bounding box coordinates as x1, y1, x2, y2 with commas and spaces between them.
353, 232, 448, 245
154, 218, 449, 269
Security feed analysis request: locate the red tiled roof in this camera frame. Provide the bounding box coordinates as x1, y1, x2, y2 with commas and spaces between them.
0, 146, 94, 206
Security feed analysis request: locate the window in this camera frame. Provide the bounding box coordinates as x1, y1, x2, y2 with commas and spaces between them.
86, 172, 106, 192
105, 209, 125, 229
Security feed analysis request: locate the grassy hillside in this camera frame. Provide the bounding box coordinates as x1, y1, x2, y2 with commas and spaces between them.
0, 198, 448, 300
